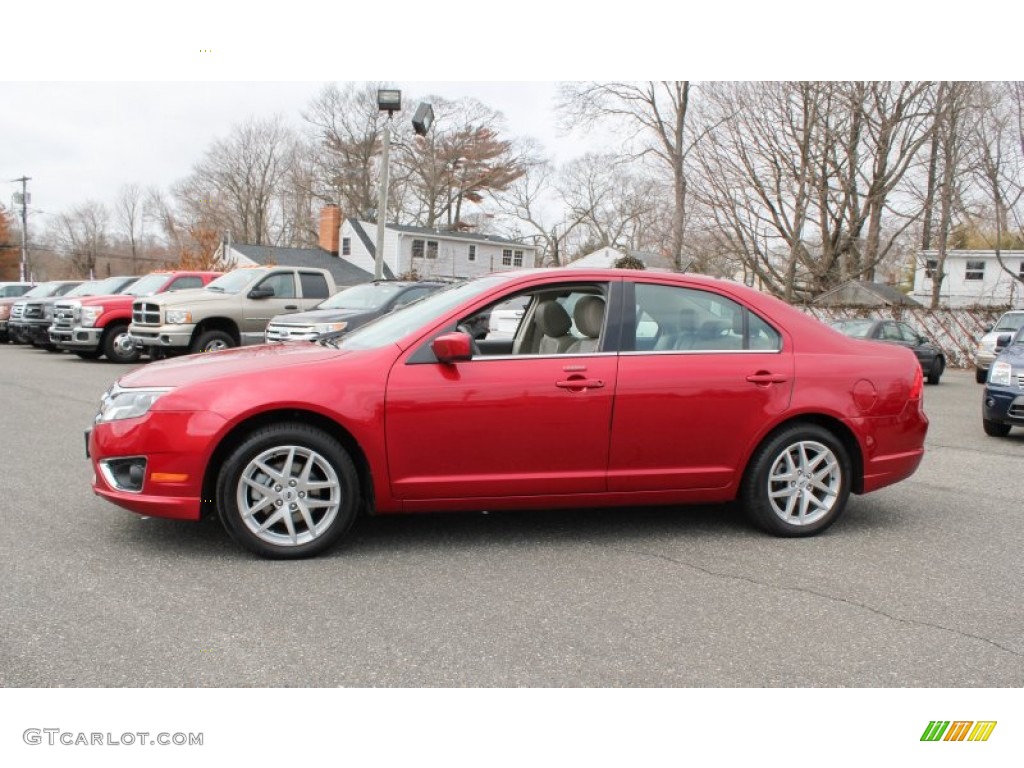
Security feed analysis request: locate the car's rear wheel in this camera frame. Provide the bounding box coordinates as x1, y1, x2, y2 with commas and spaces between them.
742, 424, 850, 537
216, 423, 360, 559
927, 357, 944, 385
74, 350, 102, 360
191, 329, 234, 354
983, 419, 1011, 437
102, 323, 140, 363
976, 367, 987, 384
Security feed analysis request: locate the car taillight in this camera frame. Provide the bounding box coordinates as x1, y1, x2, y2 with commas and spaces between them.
909, 365, 923, 403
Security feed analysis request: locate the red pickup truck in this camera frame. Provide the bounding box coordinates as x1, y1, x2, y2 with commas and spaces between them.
50, 270, 221, 362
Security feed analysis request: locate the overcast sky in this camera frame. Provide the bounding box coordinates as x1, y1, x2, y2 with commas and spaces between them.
2, 3, 1010, 227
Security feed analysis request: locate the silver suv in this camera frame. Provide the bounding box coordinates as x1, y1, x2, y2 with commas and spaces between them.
975, 310, 1024, 383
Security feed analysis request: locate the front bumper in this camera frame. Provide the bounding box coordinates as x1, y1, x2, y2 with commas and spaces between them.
974, 351, 998, 372
983, 386, 1024, 427
10, 320, 53, 345
89, 409, 228, 521
51, 326, 103, 350
128, 324, 195, 349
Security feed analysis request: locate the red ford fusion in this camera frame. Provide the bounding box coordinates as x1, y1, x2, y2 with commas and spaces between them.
88, 269, 928, 559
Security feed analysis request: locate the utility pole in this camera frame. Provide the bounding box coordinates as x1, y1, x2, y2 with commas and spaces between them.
374, 116, 392, 281
12, 176, 31, 282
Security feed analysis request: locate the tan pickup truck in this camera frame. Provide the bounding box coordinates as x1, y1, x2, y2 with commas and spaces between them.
127, 266, 336, 356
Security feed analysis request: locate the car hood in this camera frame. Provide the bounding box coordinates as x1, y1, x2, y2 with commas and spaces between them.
272, 308, 373, 324
136, 288, 231, 306
995, 343, 1024, 366
118, 343, 350, 390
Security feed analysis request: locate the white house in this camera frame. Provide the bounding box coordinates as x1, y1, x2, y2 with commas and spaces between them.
337, 215, 539, 281
910, 249, 1024, 308
567, 246, 675, 271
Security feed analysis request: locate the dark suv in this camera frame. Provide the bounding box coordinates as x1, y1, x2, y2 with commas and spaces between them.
265, 280, 445, 342
982, 326, 1024, 437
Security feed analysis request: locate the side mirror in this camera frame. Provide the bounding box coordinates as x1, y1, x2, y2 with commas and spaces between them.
995, 333, 1013, 350
431, 331, 473, 363
248, 287, 275, 299
984, 325, 993, 333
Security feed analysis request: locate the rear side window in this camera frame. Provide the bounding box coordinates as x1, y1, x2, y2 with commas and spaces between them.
300, 272, 330, 299
169, 276, 204, 291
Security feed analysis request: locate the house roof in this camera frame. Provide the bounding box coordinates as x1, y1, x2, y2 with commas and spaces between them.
230, 244, 375, 287
811, 280, 922, 307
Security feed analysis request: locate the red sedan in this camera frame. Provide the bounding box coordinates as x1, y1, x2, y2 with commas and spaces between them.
88, 269, 928, 558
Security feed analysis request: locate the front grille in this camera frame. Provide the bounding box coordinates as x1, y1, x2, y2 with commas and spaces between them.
133, 302, 161, 326
1009, 401, 1024, 419
11, 304, 24, 320
265, 323, 315, 342
1017, 374, 1024, 389
52, 302, 77, 330
24, 303, 44, 320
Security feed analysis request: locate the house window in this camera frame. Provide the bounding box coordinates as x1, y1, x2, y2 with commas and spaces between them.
502, 249, 513, 266
965, 260, 985, 281
468, 245, 476, 262
513, 250, 524, 267
341, 237, 351, 256
412, 239, 424, 259
426, 240, 438, 260
924, 259, 938, 278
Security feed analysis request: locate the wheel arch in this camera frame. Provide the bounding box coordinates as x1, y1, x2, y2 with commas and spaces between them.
200, 408, 373, 520
192, 318, 241, 346
743, 414, 865, 495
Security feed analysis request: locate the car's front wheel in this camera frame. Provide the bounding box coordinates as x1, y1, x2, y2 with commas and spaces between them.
741, 424, 851, 537
216, 423, 360, 558
927, 357, 944, 385
191, 329, 234, 354
102, 323, 140, 363
976, 367, 987, 384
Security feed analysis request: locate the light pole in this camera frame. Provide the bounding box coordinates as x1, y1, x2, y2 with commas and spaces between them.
373, 90, 434, 281
11, 176, 31, 281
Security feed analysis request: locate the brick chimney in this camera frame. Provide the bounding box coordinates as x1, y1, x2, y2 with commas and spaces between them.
319, 205, 341, 254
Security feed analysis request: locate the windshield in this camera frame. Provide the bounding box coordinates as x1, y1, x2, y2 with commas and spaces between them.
123, 273, 170, 296
994, 313, 1024, 332
831, 319, 874, 338
21, 282, 69, 299
64, 281, 103, 298
317, 283, 404, 311
339, 275, 510, 351
84, 276, 136, 295
205, 269, 269, 294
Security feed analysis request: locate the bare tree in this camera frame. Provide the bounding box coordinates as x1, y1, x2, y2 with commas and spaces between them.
53, 201, 110, 277
176, 114, 299, 246
559, 81, 698, 270
114, 183, 145, 271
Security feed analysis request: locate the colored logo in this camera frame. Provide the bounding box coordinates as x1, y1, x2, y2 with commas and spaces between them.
921, 721, 997, 742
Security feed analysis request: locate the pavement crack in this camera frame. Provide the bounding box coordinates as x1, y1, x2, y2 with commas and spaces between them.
614, 546, 1023, 659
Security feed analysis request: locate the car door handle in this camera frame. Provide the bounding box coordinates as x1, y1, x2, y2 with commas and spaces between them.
746, 372, 788, 385
284, 305, 298, 310
556, 377, 605, 390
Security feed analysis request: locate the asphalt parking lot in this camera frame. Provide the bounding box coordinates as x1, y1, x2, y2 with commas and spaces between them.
1, 344, 1021, 687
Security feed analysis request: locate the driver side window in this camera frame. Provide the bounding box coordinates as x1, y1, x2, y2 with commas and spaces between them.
258, 273, 296, 299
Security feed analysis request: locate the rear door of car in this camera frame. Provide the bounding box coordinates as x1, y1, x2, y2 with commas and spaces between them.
607, 279, 794, 493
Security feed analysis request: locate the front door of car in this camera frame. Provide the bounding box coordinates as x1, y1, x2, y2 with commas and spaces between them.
384, 282, 618, 500
607, 281, 795, 493
242, 272, 301, 338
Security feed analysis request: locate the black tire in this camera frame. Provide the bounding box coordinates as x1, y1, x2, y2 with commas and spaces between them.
976, 367, 987, 384
75, 350, 103, 360
927, 357, 944, 385
191, 329, 235, 354
741, 423, 851, 537
101, 323, 141, 363
216, 423, 360, 559
983, 419, 1011, 437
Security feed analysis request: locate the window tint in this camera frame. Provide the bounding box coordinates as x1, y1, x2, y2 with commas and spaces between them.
299, 272, 330, 299
169, 276, 204, 291
259, 273, 296, 299
632, 283, 780, 352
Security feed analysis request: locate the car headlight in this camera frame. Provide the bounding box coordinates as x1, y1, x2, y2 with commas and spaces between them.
978, 340, 996, 354
989, 361, 1013, 387
81, 306, 104, 327
166, 309, 192, 324
313, 321, 348, 335
95, 385, 174, 423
